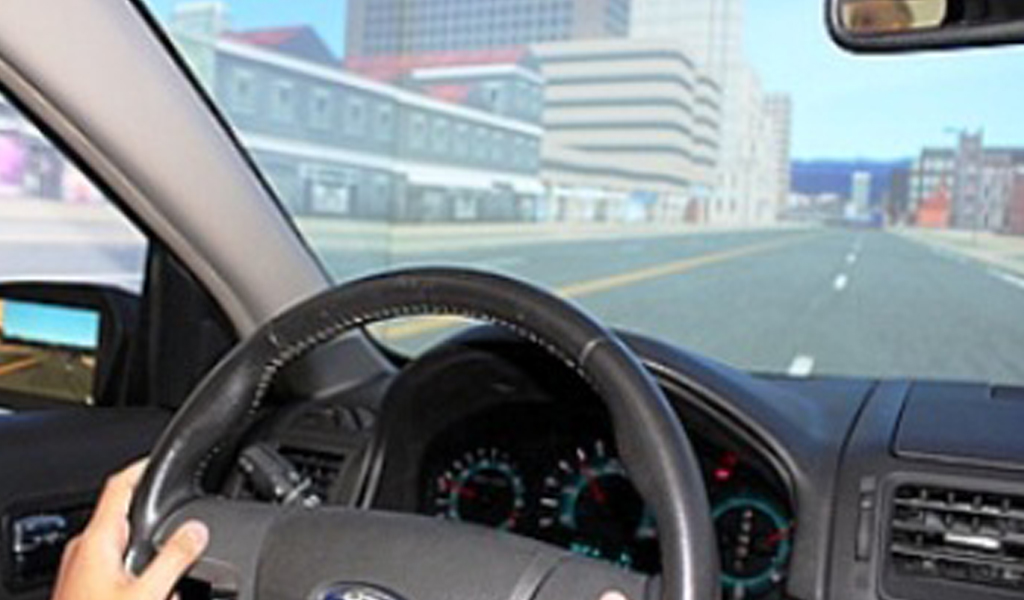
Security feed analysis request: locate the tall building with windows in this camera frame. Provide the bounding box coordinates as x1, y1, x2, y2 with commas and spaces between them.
630, 0, 744, 81
766, 94, 792, 212
533, 39, 721, 223
631, 0, 790, 225
345, 0, 631, 58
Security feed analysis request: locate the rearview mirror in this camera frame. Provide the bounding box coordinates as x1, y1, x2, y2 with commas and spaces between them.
828, 0, 1024, 52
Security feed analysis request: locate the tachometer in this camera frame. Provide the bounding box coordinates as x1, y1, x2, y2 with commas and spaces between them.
428, 447, 525, 530
538, 439, 657, 571
713, 495, 792, 599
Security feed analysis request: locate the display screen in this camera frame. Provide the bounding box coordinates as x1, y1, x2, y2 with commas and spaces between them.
0, 299, 101, 404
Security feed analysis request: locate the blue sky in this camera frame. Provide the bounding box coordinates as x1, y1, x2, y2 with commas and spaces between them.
144, 0, 1024, 160
0, 300, 100, 349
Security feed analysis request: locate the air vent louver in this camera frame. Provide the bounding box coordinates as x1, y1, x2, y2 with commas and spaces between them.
890, 484, 1024, 592
279, 447, 346, 500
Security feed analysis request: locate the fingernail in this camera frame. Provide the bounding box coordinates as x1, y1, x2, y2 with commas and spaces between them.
181, 521, 209, 549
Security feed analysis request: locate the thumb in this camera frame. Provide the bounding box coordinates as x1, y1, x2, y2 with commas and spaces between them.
134, 521, 209, 599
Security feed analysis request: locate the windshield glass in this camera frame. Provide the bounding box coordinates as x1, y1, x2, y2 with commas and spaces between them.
145, 0, 1024, 385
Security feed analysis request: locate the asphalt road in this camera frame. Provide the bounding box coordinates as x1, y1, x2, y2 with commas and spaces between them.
4, 223, 1024, 385
329, 227, 1024, 386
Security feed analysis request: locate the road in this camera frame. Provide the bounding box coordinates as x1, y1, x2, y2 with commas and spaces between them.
4, 216, 1024, 385
316, 227, 1024, 385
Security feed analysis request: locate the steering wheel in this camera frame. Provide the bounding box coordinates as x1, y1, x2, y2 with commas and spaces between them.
126, 268, 719, 600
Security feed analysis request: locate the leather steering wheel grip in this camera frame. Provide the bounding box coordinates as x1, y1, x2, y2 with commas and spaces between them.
126, 268, 719, 600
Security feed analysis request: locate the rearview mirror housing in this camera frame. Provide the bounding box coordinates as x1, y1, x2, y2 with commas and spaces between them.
828, 0, 1024, 52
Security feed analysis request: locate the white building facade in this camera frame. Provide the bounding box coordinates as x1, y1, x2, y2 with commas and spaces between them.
630, 0, 790, 225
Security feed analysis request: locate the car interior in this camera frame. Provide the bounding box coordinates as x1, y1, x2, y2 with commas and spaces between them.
1, 1, 1024, 600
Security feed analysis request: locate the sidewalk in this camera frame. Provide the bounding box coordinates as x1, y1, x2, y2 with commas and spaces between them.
295, 219, 813, 254
0, 195, 811, 253
896, 227, 1024, 276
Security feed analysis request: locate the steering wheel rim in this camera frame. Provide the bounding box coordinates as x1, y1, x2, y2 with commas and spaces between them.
127, 267, 718, 600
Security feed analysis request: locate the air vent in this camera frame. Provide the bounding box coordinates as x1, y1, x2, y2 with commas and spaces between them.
889, 484, 1024, 592
279, 447, 346, 500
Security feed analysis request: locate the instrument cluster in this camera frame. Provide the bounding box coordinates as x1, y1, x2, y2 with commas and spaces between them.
418, 402, 794, 599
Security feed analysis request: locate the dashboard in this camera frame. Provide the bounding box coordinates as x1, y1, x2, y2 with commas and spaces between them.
417, 402, 793, 598
367, 333, 797, 600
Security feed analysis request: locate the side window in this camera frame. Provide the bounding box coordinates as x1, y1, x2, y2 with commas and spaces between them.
0, 96, 148, 406
0, 98, 146, 291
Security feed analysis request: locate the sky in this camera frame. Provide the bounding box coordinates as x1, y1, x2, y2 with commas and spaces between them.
0, 300, 100, 349
143, 0, 1024, 161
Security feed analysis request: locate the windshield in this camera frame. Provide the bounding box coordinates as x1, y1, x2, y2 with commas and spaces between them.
145, 0, 1024, 385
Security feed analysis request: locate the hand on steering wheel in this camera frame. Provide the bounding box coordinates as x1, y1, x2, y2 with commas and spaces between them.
52, 461, 208, 600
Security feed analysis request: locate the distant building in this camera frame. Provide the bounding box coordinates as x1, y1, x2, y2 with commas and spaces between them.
851, 171, 872, 212
765, 94, 792, 211
532, 38, 721, 223
910, 148, 955, 212
170, 5, 544, 223
1008, 170, 1024, 235
910, 135, 1024, 232
888, 167, 911, 222
345, 0, 631, 58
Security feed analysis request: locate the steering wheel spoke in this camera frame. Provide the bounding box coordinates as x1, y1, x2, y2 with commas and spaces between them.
156, 497, 284, 600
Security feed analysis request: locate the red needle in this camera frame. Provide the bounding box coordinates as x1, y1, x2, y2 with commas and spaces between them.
763, 528, 789, 547
583, 467, 608, 505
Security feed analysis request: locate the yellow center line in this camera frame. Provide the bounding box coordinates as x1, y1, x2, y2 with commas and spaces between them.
374, 232, 821, 341
0, 356, 40, 377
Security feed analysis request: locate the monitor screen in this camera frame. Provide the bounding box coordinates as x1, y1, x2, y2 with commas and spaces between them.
0, 299, 102, 404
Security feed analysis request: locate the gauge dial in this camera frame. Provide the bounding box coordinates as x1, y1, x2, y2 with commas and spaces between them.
713, 496, 791, 599
428, 447, 525, 529
539, 439, 657, 571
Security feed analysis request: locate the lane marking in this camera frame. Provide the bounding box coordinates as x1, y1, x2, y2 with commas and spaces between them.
846, 252, 857, 265
989, 268, 1024, 291
0, 357, 39, 378
833, 274, 849, 292
787, 355, 815, 377
377, 233, 821, 341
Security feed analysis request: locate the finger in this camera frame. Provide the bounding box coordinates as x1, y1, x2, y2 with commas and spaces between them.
88, 459, 149, 533
57, 536, 81, 573
135, 521, 209, 598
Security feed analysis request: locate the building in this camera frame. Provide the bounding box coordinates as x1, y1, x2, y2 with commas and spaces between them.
630, 0, 743, 82
909, 147, 955, 212
910, 135, 1024, 232
887, 166, 911, 223
765, 94, 792, 212
532, 38, 721, 223
345, 0, 631, 58
1007, 169, 1024, 235
170, 5, 544, 223
851, 171, 872, 213
630, 0, 789, 225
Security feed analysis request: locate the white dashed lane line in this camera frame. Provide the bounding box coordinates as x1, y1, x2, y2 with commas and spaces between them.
833, 273, 849, 292
787, 355, 815, 377
846, 252, 858, 265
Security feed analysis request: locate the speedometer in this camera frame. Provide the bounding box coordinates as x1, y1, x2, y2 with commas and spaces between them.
538, 439, 658, 572
713, 495, 792, 599
427, 447, 525, 530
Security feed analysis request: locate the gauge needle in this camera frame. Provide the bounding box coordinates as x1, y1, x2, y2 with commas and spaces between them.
761, 528, 789, 549
583, 468, 608, 505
